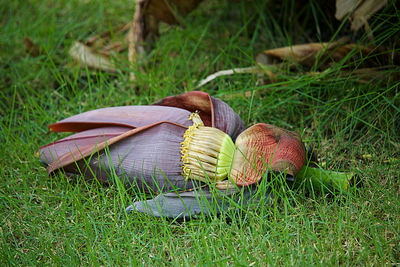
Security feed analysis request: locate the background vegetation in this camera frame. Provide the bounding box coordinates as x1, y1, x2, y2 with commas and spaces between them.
1, 0, 399, 265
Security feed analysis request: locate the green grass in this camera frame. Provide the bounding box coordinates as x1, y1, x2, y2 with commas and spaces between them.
1, 0, 400, 265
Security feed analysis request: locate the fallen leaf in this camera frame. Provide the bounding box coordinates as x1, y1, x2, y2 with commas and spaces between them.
23, 37, 41, 57
335, 0, 388, 32
256, 42, 328, 68
129, 0, 204, 79
197, 39, 399, 88
85, 23, 130, 47
256, 40, 400, 71
335, 0, 362, 20
99, 41, 125, 56
147, 0, 204, 25
69, 42, 117, 73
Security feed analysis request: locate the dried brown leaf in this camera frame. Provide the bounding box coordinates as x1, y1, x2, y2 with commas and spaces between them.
69, 42, 117, 73
129, 0, 204, 66
335, 0, 362, 20
256, 40, 400, 71
23, 37, 41, 57
201, 40, 400, 86
256, 43, 327, 67
344, 67, 400, 83
85, 23, 130, 46
99, 41, 125, 56
335, 0, 388, 32
351, 0, 388, 31
147, 0, 204, 25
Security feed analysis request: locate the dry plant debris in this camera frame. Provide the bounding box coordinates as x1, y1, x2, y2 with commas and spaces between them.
69, 42, 117, 73
197, 39, 399, 88
128, 0, 203, 80
69, 0, 203, 78
68, 23, 131, 73
23, 37, 42, 57
66, 0, 395, 84
335, 0, 388, 31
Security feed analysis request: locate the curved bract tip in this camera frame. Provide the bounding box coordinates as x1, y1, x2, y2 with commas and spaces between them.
153, 91, 245, 140
230, 123, 306, 186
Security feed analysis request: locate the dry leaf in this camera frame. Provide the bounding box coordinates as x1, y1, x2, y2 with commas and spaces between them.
85, 23, 130, 47
146, 0, 204, 25
69, 42, 117, 73
351, 0, 388, 31
335, 0, 388, 32
256, 43, 328, 67
197, 39, 399, 88
343, 67, 399, 83
23, 37, 41, 57
129, 0, 204, 63
99, 41, 125, 56
335, 0, 362, 20
131, 0, 204, 51
65, 1, 204, 78
256, 40, 400, 71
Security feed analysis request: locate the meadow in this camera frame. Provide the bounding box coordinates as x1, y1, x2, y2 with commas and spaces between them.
1, 0, 399, 265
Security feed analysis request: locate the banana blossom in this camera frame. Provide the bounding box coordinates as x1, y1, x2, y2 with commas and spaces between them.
38, 91, 353, 216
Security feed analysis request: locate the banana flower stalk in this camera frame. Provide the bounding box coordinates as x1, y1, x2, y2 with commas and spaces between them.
38, 91, 353, 217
